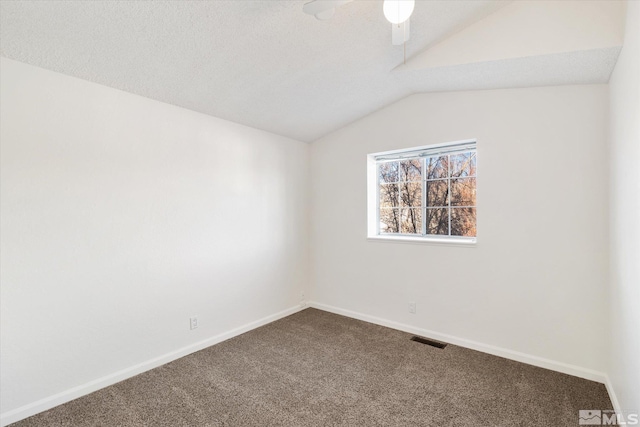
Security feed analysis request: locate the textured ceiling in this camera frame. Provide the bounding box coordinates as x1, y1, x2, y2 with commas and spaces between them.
0, 1, 621, 142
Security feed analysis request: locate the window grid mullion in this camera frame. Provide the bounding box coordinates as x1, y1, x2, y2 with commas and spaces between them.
422, 157, 426, 237
448, 155, 452, 236
397, 166, 401, 232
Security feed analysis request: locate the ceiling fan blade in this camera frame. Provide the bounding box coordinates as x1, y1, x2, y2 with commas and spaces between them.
303, 0, 352, 19
314, 8, 336, 21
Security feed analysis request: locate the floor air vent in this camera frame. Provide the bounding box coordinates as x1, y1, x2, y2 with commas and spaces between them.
410, 336, 447, 349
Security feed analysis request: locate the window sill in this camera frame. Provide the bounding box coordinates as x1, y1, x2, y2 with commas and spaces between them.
367, 235, 477, 247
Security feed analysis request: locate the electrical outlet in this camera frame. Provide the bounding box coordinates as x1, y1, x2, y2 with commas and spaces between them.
408, 302, 416, 314
190, 316, 198, 330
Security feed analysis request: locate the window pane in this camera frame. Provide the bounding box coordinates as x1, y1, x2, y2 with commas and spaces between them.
426, 208, 449, 235
401, 208, 422, 234
400, 181, 422, 208
450, 152, 476, 177
451, 208, 476, 237
380, 183, 399, 207
400, 159, 422, 182
425, 156, 448, 179
426, 179, 448, 207
451, 177, 476, 207
379, 161, 399, 183
380, 208, 400, 233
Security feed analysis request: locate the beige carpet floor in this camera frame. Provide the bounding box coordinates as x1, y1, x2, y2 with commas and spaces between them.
11, 308, 614, 426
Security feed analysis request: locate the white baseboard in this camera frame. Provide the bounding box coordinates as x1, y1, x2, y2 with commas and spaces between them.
0, 304, 305, 427
309, 301, 609, 385
3, 302, 619, 426
604, 375, 622, 414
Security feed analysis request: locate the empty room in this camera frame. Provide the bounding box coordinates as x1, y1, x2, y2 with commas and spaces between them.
1, 0, 638, 426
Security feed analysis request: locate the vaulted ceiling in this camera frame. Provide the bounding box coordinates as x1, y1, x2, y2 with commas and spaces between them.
0, 1, 625, 142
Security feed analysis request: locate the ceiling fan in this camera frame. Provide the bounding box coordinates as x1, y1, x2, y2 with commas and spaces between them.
302, 0, 353, 21
303, 0, 415, 46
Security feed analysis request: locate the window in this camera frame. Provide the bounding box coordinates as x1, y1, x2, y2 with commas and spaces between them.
368, 140, 477, 243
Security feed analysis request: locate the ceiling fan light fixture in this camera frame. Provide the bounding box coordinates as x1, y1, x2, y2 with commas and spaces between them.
383, 0, 415, 24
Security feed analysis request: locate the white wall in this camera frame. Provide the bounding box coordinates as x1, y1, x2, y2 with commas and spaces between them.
608, 0, 640, 413
310, 85, 610, 377
0, 58, 309, 419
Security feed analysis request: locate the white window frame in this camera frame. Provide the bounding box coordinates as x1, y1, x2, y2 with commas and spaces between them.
367, 139, 477, 246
